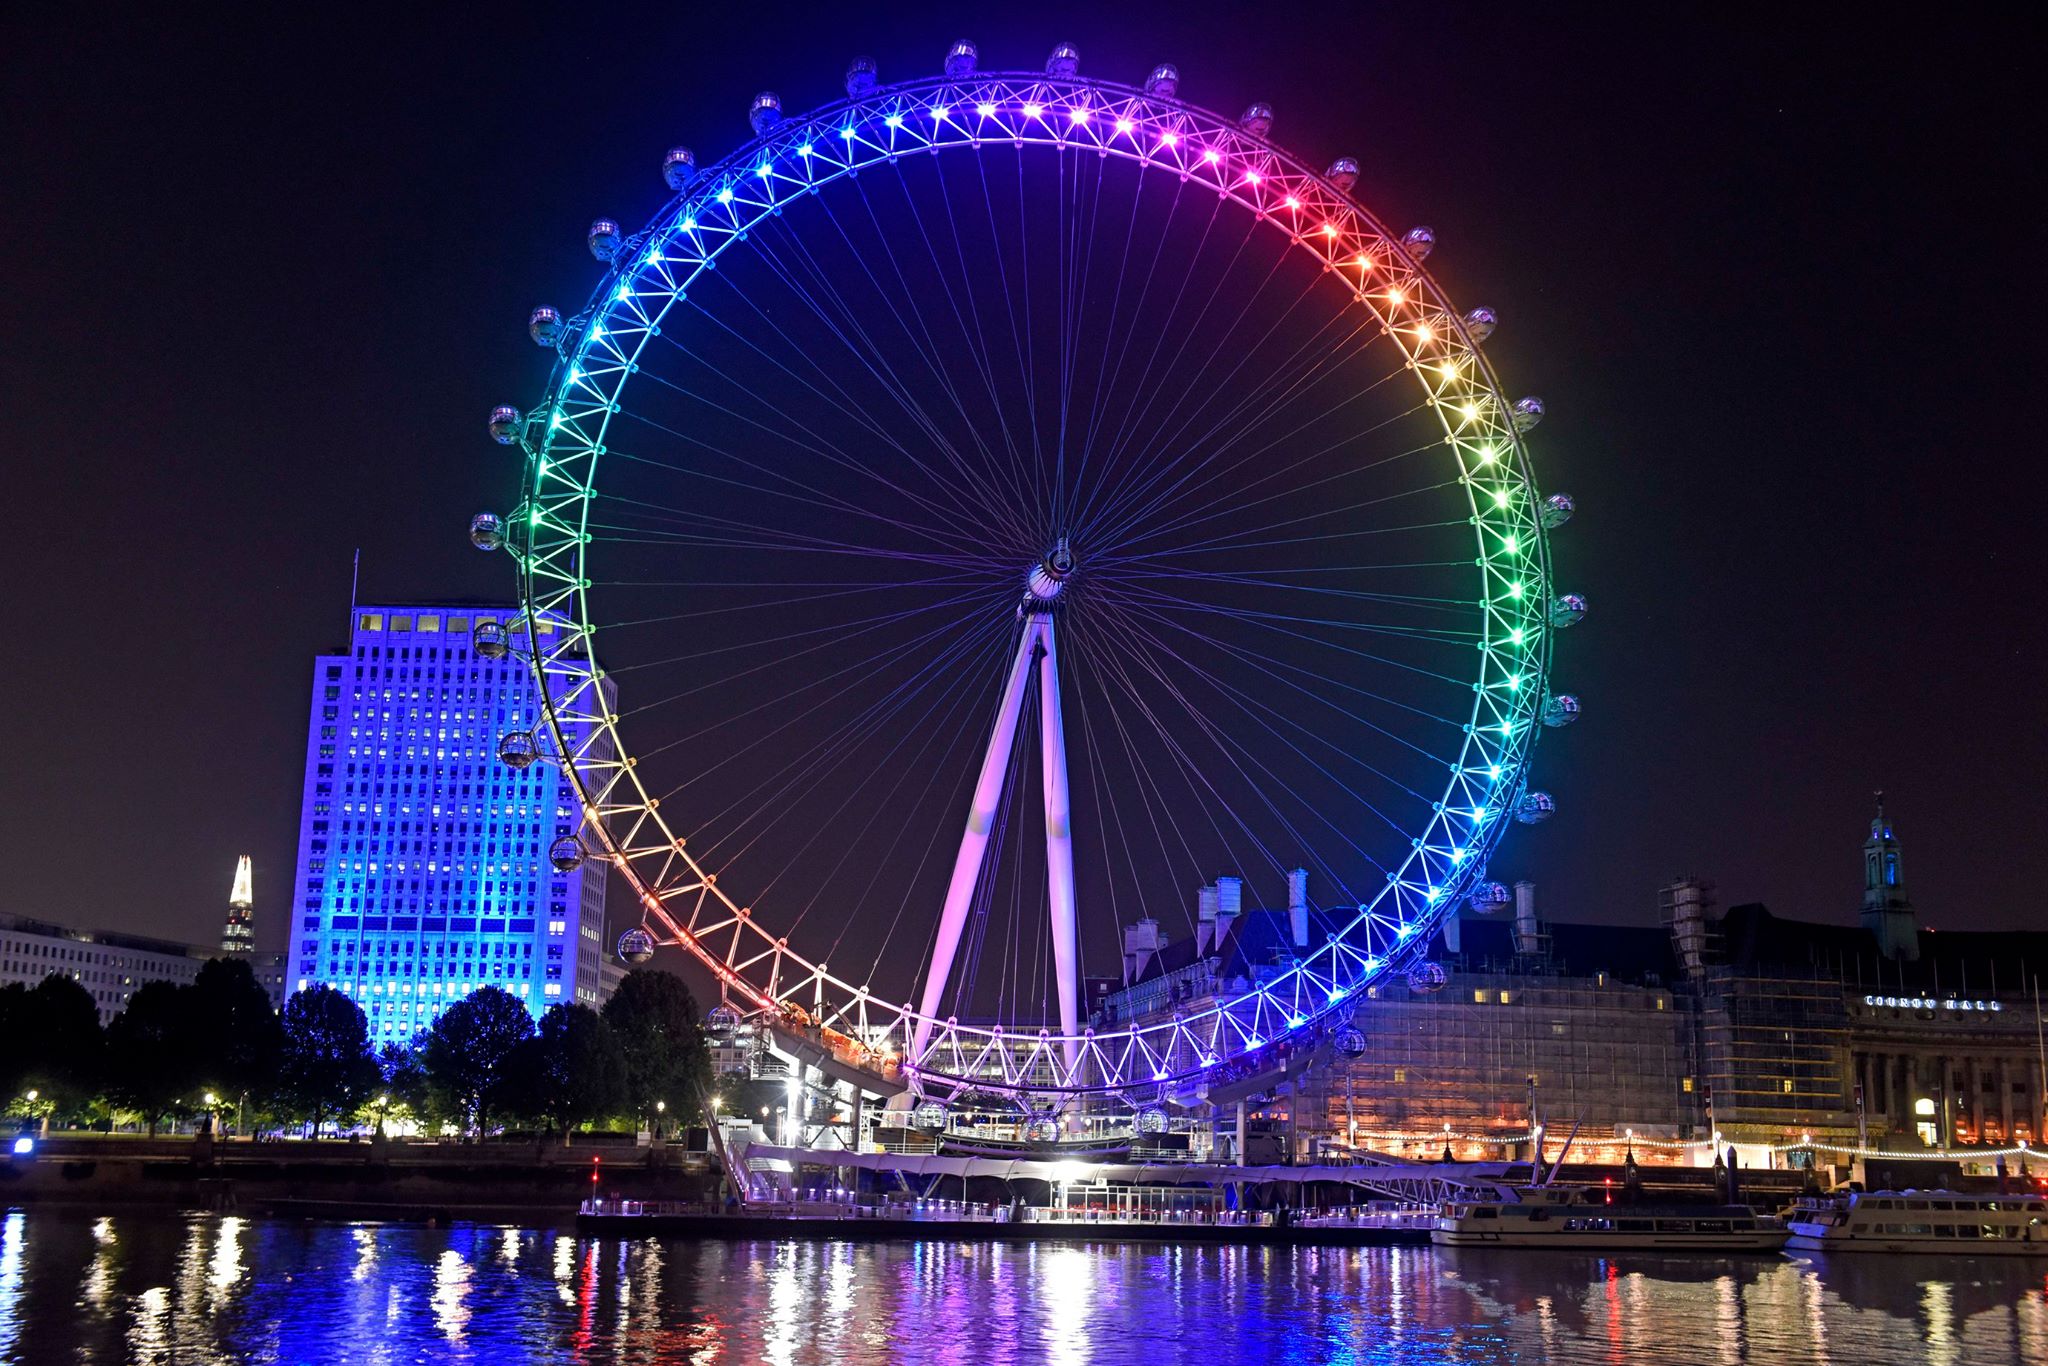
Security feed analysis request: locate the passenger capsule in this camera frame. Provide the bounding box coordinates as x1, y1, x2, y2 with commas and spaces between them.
1463, 306, 1498, 342
1144, 63, 1179, 98
1511, 395, 1546, 432
548, 835, 585, 872
1540, 491, 1576, 529
473, 619, 509, 660
1334, 1026, 1368, 1058
1548, 592, 1587, 628
1326, 157, 1359, 191
617, 926, 656, 964
527, 306, 564, 348
704, 1003, 743, 1038
1402, 225, 1436, 261
587, 219, 621, 262
468, 511, 504, 552
1240, 102, 1274, 137
1135, 1106, 1170, 1134
1046, 42, 1081, 78
749, 91, 783, 136
943, 38, 978, 78
497, 730, 540, 769
1405, 961, 1449, 995
1026, 1115, 1061, 1143
1541, 693, 1581, 728
845, 55, 878, 98
662, 145, 698, 191
1468, 881, 1512, 915
912, 1101, 949, 1132
1514, 791, 1557, 825
487, 405, 522, 445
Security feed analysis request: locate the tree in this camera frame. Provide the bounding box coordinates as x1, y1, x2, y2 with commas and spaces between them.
104, 981, 200, 1136
600, 969, 711, 1132
419, 986, 534, 1135
277, 986, 379, 1133
187, 958, 284, 1118
504, 1005, 627, 1143
2, 976, 104, 1123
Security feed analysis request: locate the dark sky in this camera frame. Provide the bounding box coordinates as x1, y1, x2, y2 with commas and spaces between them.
5, 2, 2039, 956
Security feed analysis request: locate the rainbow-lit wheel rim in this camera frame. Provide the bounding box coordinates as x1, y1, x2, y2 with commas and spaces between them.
494, 61, 1564, 1106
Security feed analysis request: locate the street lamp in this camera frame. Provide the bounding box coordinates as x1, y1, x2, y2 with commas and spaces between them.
654, 1099, 667, 1141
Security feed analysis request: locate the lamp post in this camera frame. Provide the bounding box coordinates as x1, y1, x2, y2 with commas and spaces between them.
654, 1099, 667, 1142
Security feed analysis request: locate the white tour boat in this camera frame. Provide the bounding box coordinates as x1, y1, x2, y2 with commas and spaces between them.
1786, 1189, 2048, 1256
1433, 1185, 1789, 1252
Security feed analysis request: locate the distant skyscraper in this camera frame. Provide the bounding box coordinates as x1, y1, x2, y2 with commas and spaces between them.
222, 855, 256, 957
285, 603, 613, 1045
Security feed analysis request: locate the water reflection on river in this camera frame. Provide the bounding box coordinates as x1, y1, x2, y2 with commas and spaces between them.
0, 1210, 2042, 1364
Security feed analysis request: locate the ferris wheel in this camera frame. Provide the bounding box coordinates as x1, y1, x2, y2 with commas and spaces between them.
474, 40, 1582, 1113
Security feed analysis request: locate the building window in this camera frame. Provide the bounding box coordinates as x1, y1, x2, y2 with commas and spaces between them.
1681, 1078, 1694, 1093
1473, 989, 1491, 1004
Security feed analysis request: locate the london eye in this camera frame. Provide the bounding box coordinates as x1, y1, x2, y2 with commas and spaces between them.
474, 39, 1582, 1123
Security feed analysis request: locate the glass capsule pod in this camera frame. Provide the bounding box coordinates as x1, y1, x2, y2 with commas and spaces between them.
1334, 1027, 1368, 1058
943, 39, 977, 77
1144, 63, 1179, 98
467, 511, 504, 552
1240, 102, 1274, 136
497, 730, 540, 769
1135, 1106, 1170, 1134
1326, 157, 1359, 191
527, 305, 564, 348
1548, 593, 1587, 628
1463, 306, 1498, 342
548, 835, 585, 872
912, 1101, 949, 1132
1026, 1115, 1062, 1143
1045, 42, 1080, 78
587, 219, 621, 262
704, 1003, 743, 1038
1541, 692, 1581, 727
1511, 395, 1545, 431
617, 926, 656, 964
749, 92, 782, 135
845, 56, 878, 98
1514, 791, 1557, 825
1540, 491, 1575, 529
662, 145, 698, 191
1406, 960, 1449, 995
473, 619, 509, 660
487, 405, 521, 445
1468, 880, 1512, 915
1403, 225, 1436, 261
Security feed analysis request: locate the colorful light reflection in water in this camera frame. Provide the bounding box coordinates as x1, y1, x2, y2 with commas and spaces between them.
0, 1212, 2042, 1364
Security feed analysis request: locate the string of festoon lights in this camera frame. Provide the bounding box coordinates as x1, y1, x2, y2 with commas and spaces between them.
1352, 1126, 2048, 1162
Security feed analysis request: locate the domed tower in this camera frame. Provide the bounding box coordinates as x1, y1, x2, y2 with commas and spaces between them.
1859, 793, 1918, 961
222, 855, 255, 957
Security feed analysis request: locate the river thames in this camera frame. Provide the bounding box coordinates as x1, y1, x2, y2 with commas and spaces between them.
1, 1211, 2042, 1364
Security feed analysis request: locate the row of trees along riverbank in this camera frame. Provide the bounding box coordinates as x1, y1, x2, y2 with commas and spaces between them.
0, 960, 712, 1141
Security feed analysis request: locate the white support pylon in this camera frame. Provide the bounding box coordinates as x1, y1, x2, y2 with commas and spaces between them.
912, 545, 1083, 1074
1037, 615, 1081, 1072
912, 616, 1043, 1062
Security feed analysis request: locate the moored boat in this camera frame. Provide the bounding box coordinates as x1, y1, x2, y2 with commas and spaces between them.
1432, 1185, 1788, 1252
1785, 1189, 2048, 1256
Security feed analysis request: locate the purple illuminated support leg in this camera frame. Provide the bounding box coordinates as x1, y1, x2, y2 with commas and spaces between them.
1038, 615, 1082, 1074
912, 617, 1042, 1062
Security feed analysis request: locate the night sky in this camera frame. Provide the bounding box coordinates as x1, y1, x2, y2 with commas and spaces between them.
6, 3, 2039, 956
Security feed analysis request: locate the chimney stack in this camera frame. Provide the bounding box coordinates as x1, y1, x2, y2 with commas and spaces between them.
1512, 880, 1543, 957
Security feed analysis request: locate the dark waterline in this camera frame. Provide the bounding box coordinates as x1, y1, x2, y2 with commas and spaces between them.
1, 1210, 2042, 1364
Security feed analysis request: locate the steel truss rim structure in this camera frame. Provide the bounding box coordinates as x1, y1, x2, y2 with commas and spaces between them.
501, 67, 1556, 1105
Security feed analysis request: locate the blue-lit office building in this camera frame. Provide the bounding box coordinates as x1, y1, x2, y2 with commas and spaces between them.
285, 604, 612, 1043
